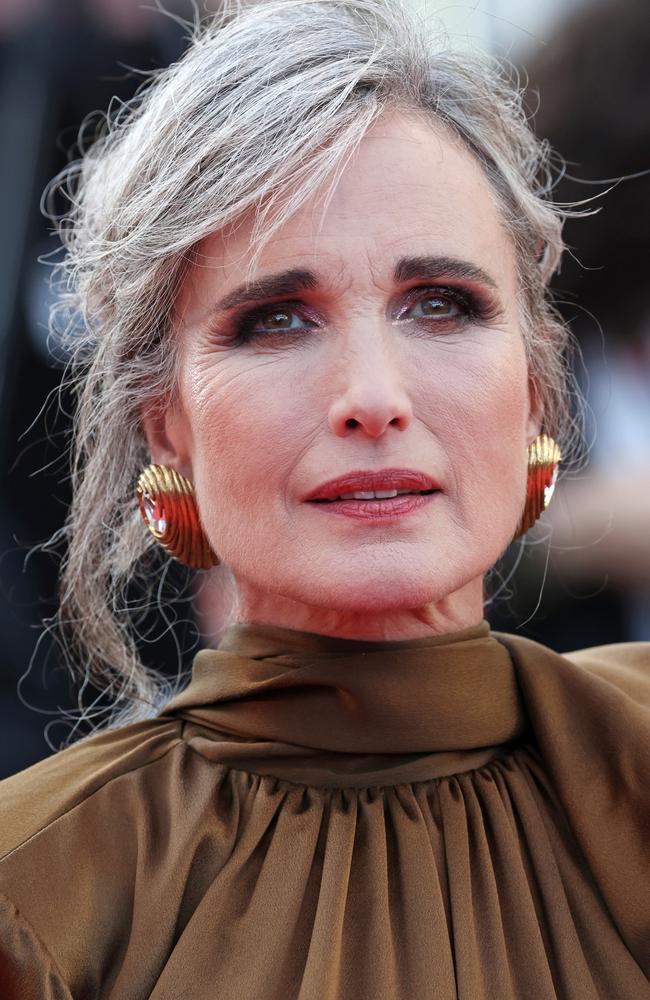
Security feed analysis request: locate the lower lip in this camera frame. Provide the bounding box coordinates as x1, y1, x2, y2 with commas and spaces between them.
307, 491, 439, 521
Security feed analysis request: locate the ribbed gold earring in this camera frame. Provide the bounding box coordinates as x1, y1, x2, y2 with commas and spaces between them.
513, 433, 561, 540
136, 464, 220, 569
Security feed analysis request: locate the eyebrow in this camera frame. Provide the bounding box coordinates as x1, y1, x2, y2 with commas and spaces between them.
211, 255, 499, 315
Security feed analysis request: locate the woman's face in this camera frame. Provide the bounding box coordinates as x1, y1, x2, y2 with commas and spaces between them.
146, 111, 542, 639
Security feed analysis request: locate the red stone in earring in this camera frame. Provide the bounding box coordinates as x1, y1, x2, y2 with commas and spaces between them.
136, 464, 219, 569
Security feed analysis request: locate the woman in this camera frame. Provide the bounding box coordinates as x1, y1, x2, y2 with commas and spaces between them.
0, 1, 648, 996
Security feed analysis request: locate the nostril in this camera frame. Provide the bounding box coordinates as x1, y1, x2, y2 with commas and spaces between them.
345, 418, 359, 428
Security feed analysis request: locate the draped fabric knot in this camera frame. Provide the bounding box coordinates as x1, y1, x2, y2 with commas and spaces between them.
161, 619, 528, 786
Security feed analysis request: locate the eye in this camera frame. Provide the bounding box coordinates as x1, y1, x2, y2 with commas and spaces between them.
396, 287, 470, 324
232, 301, 319, 341
411, 294, 460, 317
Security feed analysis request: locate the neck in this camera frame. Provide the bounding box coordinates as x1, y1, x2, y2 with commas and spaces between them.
224, 573, 485, 643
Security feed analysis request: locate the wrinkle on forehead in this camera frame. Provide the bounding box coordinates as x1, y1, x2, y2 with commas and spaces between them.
175, 109, 518, 330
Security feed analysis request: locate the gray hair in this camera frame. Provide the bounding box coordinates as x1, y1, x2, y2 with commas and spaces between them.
44, 0, 584, 742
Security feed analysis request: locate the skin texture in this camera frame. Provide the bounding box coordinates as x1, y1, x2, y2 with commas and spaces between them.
143, 111, 542, 641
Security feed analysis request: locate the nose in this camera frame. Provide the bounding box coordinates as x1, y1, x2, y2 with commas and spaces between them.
327, 326, 414, 439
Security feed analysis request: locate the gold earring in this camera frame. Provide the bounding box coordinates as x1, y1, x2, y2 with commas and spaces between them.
513, 433, 561, 540
136, 464, 220, 569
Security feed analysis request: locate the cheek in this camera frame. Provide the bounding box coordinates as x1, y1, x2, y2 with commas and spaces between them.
183, 357, 311, 514
430, 347, 530, 515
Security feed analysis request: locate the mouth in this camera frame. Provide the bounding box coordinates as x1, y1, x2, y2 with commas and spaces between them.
303, 468, 441, 503
310, 489, 438, 504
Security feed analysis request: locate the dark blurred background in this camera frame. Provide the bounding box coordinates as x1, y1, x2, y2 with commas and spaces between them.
0, 0, 195, 777
0, 0, 648, 778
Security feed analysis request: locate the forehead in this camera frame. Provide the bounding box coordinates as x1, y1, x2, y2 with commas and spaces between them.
180, 111, 517, 312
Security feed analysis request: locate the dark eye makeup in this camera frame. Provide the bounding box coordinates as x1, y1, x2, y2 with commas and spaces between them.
223, 285, 499, 344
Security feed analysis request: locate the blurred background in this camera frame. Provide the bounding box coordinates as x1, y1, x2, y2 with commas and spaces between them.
0, 0, 648, 777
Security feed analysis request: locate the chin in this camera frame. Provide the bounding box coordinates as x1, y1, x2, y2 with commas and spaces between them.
284, 569, 462, 615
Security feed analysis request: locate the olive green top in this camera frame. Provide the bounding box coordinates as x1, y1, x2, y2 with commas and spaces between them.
0, 620, 649, 998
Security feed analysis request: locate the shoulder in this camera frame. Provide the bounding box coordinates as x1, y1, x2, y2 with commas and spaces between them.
492, 631, 650, 784
561, 640, 650, 706
493, 630, 650, 710
0, 717, 185, 996
0, 716, 184, 862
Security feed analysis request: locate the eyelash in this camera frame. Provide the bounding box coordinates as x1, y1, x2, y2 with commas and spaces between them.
228, 286, 495, 343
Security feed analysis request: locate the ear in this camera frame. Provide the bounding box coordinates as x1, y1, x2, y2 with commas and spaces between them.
525, 375, 544, 445
140, 396, 194, 481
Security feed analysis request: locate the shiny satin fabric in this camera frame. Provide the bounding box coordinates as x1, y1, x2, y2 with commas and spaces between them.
0, 620, 649, 999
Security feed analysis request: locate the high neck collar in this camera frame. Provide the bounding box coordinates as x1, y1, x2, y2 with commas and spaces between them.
215, 619, 492, 658
162, 619, 527, 761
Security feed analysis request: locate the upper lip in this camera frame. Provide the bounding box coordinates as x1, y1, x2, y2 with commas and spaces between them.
304, 468, 440, 501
